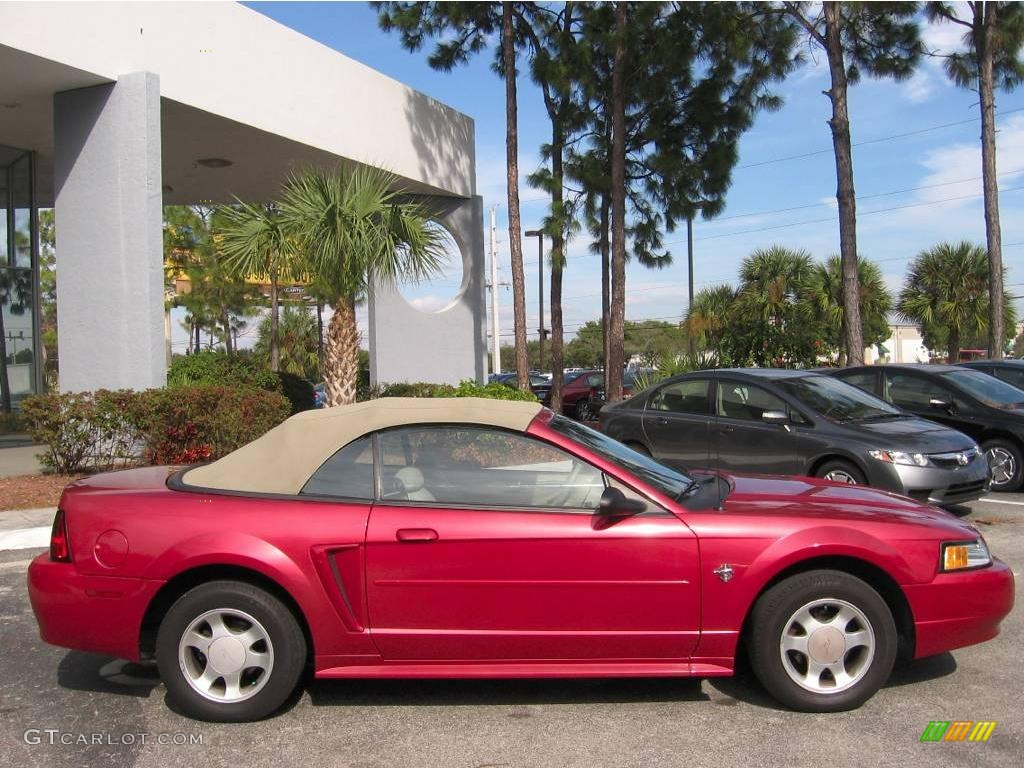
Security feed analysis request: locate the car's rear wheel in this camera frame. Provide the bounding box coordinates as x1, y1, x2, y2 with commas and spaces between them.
156, 580, 306, 722
815, 459, 866, 485
748, 569, 896, 712
982, 438, 1023, 491
575, 399, 599, 422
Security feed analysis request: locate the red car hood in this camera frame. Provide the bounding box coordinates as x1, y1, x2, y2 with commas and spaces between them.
719, 471, 973, 531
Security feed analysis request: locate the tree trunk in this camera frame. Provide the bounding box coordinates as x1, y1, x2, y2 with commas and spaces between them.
269, 275, 280, 372
222, 311, 232, 354
607, 2, 628, 403
948, 327, 961, 366
0, 300, 11, 412
823, 1, 864, 367
600, 194, 611, 383
979, 2, 1004, 358
548, 126, 566, 413
503, 2, 530, 392
324, 295, 359, 406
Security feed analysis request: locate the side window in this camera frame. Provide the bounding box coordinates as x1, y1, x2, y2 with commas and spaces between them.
717, 381, 788, 422
301, 436, 374, 499
586, 373, 604, 388
377, 426, 605, 510
995, 368, 1024, 390
838, 370, 879, 396
649, 379, 710, 415
885, 373, 951, 408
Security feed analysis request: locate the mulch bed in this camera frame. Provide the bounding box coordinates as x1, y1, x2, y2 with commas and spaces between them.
0, 474, 84, 511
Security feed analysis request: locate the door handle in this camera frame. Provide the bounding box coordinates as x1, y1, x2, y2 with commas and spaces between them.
657, 417, 670, 425
721, 425, 735, 434
396, 528, 438, 543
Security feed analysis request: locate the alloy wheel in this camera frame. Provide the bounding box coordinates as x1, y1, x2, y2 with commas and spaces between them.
779, 598, 875, 694
823, 469, 858, 484
178, 608, 275, 703
987, 446, 1017, 487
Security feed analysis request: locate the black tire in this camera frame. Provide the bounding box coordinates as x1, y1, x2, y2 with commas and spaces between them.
625, 442, 652, 457
748, 569, 897, 712
156, 580, 306, 722
814, 459, 866, 485
575, 399, 596, 422
982, 438, 1023, 492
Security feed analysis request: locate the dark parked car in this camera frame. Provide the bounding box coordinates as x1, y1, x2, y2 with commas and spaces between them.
601, 368, 989, 506
829, 363, 1024, 491
489, 372, 551, 404
959, 358, 1024, 390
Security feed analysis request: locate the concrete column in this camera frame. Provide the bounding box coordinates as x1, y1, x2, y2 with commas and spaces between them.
368, 195, 487, 386
53, 72, 165, 392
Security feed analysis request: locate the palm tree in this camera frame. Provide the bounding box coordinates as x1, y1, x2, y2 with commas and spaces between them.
684, 284, 737, 355
730, 245, 822, 367
899, 241, 1016, 362
254, 305, 320, 381
802, 256, 892, 364
217, 201, 304, 371
279, 165, 446, 406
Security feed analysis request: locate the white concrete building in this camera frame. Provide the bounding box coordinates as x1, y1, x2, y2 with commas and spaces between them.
0, 1, 486, 407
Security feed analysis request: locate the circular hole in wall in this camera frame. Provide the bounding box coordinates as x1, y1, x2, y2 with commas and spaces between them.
396, 227, 465, 314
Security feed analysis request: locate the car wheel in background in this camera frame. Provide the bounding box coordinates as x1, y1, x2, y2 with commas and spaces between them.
748, 569, 896, 712
815, 459, 866, 485
156, 580, 306, 722
575, 399, 599, 422
982, 438, 1023, 492
625, 442, 651, 457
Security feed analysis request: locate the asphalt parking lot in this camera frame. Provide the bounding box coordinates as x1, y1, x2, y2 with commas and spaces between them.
0, 495, 1020, 768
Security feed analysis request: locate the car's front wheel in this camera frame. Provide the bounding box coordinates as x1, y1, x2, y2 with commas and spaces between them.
156, 580, 306, 722
982, 438, 1023, 491
748, 569, 896, 712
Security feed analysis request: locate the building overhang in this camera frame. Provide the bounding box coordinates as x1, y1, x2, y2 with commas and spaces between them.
0, 1, 476, 206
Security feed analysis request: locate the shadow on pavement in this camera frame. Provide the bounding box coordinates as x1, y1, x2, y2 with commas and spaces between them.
887, 652, 957, 687
57, 652, 161, 698
307, 676, 709, 708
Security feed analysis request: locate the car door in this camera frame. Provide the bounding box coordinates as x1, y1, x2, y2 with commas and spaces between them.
993, 366, 1024, 391
713, 379, 802, 475
881, 370, 970, 432
641, 378, 713, 471
364, 425, 700, 662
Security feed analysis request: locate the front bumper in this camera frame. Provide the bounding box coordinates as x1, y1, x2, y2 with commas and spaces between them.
904, 557, 1014, 659
868, 455, 989, 506
27, 553, 162, 662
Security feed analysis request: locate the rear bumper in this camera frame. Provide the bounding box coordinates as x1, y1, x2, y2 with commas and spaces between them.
905, 558, 1014, 659
27, 553, 162, 662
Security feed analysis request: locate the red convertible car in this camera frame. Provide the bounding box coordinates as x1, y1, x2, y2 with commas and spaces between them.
29, 398, 1013, 722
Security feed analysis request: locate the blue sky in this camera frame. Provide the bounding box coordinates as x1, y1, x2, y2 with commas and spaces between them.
245, 1, 1024, 348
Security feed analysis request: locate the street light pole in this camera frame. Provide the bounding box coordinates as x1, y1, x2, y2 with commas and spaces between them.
525, 229, 545, 372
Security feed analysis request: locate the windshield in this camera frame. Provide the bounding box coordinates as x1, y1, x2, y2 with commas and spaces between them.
549, 415, 694, 500
776, 375, 902, 422
941, 369, 1024, 409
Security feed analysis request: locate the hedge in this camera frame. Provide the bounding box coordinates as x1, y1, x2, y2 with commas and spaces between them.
367, 379, 538, 402
20, 386, 290, 473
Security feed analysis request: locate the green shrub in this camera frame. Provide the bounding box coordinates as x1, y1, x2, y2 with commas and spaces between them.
131, 386, 291, 464
367, 379, 537, 402
167, 351, 281, 393
20, 390, 141, 473
0, 411, 24, 435
275, 372, 316, 414
20, 386, 290, 472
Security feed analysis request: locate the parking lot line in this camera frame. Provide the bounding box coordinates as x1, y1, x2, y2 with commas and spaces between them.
979, 497, 1024, 506
0, 526, 50, 550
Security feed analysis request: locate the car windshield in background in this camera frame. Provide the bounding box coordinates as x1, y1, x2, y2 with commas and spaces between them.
941, 369, 1024, 409
549, 415, 694, 500
776, 375, 903, 422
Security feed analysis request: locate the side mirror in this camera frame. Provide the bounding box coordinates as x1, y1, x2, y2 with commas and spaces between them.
928, 398, 953, 412
597, 486, 647, 517
761, 410, 789, 425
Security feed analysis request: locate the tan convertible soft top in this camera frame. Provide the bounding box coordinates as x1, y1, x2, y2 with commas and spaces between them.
180, 397, 544, 495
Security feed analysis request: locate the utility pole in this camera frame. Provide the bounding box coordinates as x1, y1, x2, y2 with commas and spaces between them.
687, 215, 695, 357
489, 206, 501, 375
525, 229, 545, 371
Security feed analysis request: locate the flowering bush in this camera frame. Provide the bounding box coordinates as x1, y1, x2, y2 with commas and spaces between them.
20, 386, 290, 473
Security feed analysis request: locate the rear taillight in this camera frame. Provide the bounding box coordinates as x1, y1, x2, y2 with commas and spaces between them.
50, 509, 71, 562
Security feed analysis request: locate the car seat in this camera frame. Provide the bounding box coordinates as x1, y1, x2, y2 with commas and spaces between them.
394, 466, 436, 502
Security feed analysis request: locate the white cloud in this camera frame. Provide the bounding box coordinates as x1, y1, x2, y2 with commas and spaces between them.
903, 69, 935, 104
914, 113, 1024, 205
